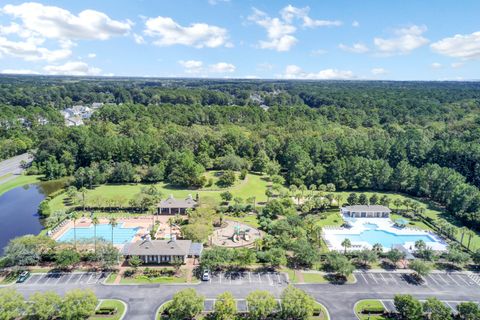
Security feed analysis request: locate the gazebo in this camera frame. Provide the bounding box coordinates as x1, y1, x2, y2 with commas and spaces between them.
394, 218, 409, 228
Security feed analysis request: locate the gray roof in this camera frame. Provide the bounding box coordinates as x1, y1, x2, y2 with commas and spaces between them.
392, 244, 415, 260
188, 243, 204, 257
342, 205, 391, 213
123, 239, 192, 256
158, 194, 197, 209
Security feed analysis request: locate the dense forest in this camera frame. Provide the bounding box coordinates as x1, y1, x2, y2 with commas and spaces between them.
2, 76, 480, 230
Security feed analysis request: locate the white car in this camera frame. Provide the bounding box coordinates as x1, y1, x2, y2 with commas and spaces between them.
202, 270, 210, 281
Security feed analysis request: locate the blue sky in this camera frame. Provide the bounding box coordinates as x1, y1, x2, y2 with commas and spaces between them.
0, 0, 479, 80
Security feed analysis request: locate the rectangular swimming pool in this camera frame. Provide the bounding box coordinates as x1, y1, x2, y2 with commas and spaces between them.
57, 223, 139, 245
331, 229, 436, 248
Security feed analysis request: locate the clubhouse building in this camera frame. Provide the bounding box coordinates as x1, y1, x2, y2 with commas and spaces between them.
341, 205, 391, 218
157, 194, 197, 215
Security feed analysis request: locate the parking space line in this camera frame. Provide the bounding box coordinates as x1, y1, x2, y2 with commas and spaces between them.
87, 273, 94, 284
380, 300, 389, 312
379, 273, 387, 282
445, 302, 456, 312
257, 273, 261, 283
248, 272, 252, 283
360, 273, 368, 283
369, 273, 378, 284
455, 275, 471, 286
435, 274, 450, 285
388, 273, 398, 284
276, 273, 281, 283
66, 273, 74, 284
446, 274, 460, 286
427, 274, 440, 286
267, 273, 272, 285
75, 274, 83, 284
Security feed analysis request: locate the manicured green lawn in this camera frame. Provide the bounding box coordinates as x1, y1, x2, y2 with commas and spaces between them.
0, 174, 42, 196
225, 214, 260, 228
90, 299, 126, 320
0, 173, 12, 181
105, 272, 117, 284
119, 274, 188, 284
354, 300, 388, 320
315, 209, 343, 227
312, 302, 330, 320
48, 172, 271, 212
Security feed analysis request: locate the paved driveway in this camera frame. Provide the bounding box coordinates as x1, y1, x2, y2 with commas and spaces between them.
0, 153, 32, 183
18, 272, 108, 286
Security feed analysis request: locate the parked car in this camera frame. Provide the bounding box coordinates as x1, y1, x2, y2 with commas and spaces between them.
17, 271, 30, 283
202, 269, 210, 281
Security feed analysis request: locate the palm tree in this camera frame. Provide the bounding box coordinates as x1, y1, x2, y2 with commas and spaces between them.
393, 199, 403, 212
167, 217, 175, 238
79, 187, 87, 212
466, 231, 475, 251
109, 217, 118, 245
92, 215, 99, 254
341, 238, 352, 255
372, 243, 383, 253
70, 212, 79, 249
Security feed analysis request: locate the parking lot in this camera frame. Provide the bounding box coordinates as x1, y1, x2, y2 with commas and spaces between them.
205, 271, 288, 286
381, 299, 479, 314
19, 272, 109, 286
354, 271, 479, 288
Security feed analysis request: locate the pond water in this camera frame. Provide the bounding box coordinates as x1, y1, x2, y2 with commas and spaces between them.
0, 180, 66, 255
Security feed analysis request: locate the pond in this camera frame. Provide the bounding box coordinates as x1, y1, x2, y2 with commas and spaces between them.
0, 180, 66, 255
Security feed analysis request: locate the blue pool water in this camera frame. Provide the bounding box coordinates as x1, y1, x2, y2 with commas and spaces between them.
332, 223, 437, 248
57, 223, 139, 245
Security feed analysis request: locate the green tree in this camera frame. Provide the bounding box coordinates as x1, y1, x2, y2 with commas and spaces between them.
78, 187, 87, 211
70, 211, 79, 249
394, 294, 423, 320
96, 243, 120, 269
92, 215, 99, 254
423, 297, 452, 320
281, 286, 316, 320
341, 238, 351, 254
55, 249, 81, 269
220, 191, 233, 202
214, 292, 237, 320
409, 259, 432, 279
356, 249, 378, 267
60, 289, 98, 320
0, 289, 26, 320
218, 170, 236, 187
457, 301, 480, 320
246, 290, 277, 320
167, 288, 204, 320
129, 255, 143, 271
445, 246, 470, 267
386, 249, 406, 268
29, 291, 62, 320
109, 217, 118, 245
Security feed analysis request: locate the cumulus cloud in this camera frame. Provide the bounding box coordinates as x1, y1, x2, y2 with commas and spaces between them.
451, 62, 464, 68
133, 33, 145, 44
1, 2, 132, 40
178, 60, 203, 73
371, 68, 387, 75
339, 43, 369, 53
431, 31, 480, 59
248, 6, 341, 52
0, 2, 131, 62
208, 0, 230, 5
144, 16, 230, 48
374, 25, 429, 55
280, 5, 341, 28
280, 64, 354, 80
43, 61, 102, 76
209, 62, 235, 73
431, 62, 442, 69
0, 36, 71, 61
1, 68, 39, 74
352, 20, 360, 28
87, 53, 96, 58
178, 60, 235, 74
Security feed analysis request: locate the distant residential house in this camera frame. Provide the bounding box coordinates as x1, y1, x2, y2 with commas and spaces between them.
157, 194, 197, 215
341, 205, 391, 218
122, 236, 203, 264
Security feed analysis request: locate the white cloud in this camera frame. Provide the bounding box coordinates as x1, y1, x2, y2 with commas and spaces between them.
249, 6, 340, 52
43, 61, 102, 76
0, 36, 71, 61
87, 53, 96, 58
133, 33, 145, 44
209, 62, 235, 73
371, 68, 387, 75
1, 2, 132, 40
280, 5, 341, 28
1, 68, 39, 74
248, 8, 297, 52
310, 49, 328, 56
431, 31, 480, 59
144, 16, 230, 48
280, 64, 354, 80
339, 42, 369, 53
374, 25, 429, 55
451, 62, 464, 68
352, 20, 360, 28
208, 0, 230, 5
431, 62, 442, 69
178, 60, 203, 73
0, 2, 131, 62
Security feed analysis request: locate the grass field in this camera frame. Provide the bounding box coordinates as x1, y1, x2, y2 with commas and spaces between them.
90, 299, 126, 320
0, 174, 41, 196
354, 300, 388, 320
48, 172, 271, 212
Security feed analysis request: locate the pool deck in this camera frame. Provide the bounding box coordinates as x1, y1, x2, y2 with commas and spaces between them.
50, 216, 154, 246
322, 217, 447, 252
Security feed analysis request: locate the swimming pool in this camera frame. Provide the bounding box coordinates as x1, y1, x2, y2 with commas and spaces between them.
57, 223, 139, 245
330, 223, 437, 249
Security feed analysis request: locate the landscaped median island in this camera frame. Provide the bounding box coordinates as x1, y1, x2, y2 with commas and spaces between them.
355, 300, 388, 320
156, 287, 329, 320
90, 299, 127, 320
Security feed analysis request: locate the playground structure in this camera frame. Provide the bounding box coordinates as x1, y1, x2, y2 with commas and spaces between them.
211, 219, 262, 248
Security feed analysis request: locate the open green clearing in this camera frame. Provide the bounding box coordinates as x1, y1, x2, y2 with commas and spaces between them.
0, 174, 41, 196
354, 300, 388, 320
90, 299, 126, 320
48, 172, 271, 212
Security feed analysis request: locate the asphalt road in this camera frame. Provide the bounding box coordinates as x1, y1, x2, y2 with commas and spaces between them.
10, 270, 480, 320
0, 153, 32, 184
